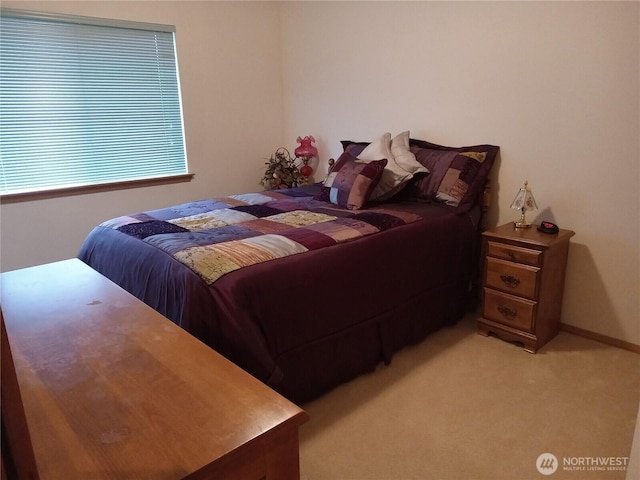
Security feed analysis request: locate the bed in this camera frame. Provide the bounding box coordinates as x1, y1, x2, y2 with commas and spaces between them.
78, 133, 499, 403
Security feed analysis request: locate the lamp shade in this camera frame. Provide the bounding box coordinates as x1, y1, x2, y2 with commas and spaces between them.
511, 181, 537, 211
510, 181, 538, 228
294, 136, 318, 159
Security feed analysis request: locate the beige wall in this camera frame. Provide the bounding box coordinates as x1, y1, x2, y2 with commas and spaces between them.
279, 1, 639, 345
1, 1, 638, 346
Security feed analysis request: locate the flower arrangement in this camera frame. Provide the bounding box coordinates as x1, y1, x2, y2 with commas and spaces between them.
261, 147, 302, 190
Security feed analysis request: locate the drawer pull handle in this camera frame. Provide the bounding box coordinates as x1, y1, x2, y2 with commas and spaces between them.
500, 274, 521, 288
498, 305, 517, 319
507, 252, 515, 259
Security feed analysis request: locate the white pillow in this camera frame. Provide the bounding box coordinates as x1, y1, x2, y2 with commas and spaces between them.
357, 132, 392, 162
391, 131, 429, 175
357, 132, 413, 201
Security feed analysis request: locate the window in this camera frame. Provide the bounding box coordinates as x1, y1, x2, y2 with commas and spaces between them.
0, 9, 189, 196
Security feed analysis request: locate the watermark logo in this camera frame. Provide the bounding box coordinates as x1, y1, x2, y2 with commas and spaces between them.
537, 453, 559, 475
536, 452, 629, 475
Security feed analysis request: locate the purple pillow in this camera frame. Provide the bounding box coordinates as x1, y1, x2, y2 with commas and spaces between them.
340, 140, 369, 158
406, 139, 499, 212
315, 152, 387, 210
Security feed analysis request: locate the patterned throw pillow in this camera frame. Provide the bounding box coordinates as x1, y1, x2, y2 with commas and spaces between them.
315, 152, 387, 210
356, 132, 413, 201
405, 140, 499, 212
408, 149, 486, 206
340, 132, 428, 202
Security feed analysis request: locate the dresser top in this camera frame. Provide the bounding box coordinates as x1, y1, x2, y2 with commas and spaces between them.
1, 259, 308, 479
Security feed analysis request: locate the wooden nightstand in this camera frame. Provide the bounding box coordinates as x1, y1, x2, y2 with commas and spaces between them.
477, 223, 575, 353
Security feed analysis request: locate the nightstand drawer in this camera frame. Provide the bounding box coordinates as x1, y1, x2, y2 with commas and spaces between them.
487, 241, 542, 266
483, 289, 536, 332
485, 257, 539, 299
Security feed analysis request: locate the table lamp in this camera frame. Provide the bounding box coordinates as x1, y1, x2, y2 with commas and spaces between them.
294, 135, 318, 179
510, 181, 538, 228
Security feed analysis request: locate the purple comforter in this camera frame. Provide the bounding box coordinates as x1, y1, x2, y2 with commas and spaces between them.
79, 184, 477, 402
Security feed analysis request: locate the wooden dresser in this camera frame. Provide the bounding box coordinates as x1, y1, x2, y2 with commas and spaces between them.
477, 223, 575, 353
0, 259, 308, 480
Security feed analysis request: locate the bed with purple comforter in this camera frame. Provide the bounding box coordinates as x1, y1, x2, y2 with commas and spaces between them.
79, 137, 498, 402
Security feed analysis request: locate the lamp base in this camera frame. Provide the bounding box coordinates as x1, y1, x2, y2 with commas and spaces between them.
514, 220, 533, 229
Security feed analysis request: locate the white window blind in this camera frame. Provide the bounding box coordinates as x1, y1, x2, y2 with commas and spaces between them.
0, 9, 189, 195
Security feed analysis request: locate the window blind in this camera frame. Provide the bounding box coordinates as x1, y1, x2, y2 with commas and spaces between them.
0, 9, 189, 195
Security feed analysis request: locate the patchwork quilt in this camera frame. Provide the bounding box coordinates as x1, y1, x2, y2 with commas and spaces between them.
101, 188, 422, 285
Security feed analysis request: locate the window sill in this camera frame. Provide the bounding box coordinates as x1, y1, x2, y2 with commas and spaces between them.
1, 173, 195, 204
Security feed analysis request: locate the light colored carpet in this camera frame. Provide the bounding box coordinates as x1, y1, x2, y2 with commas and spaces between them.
299, 314, 640, 480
